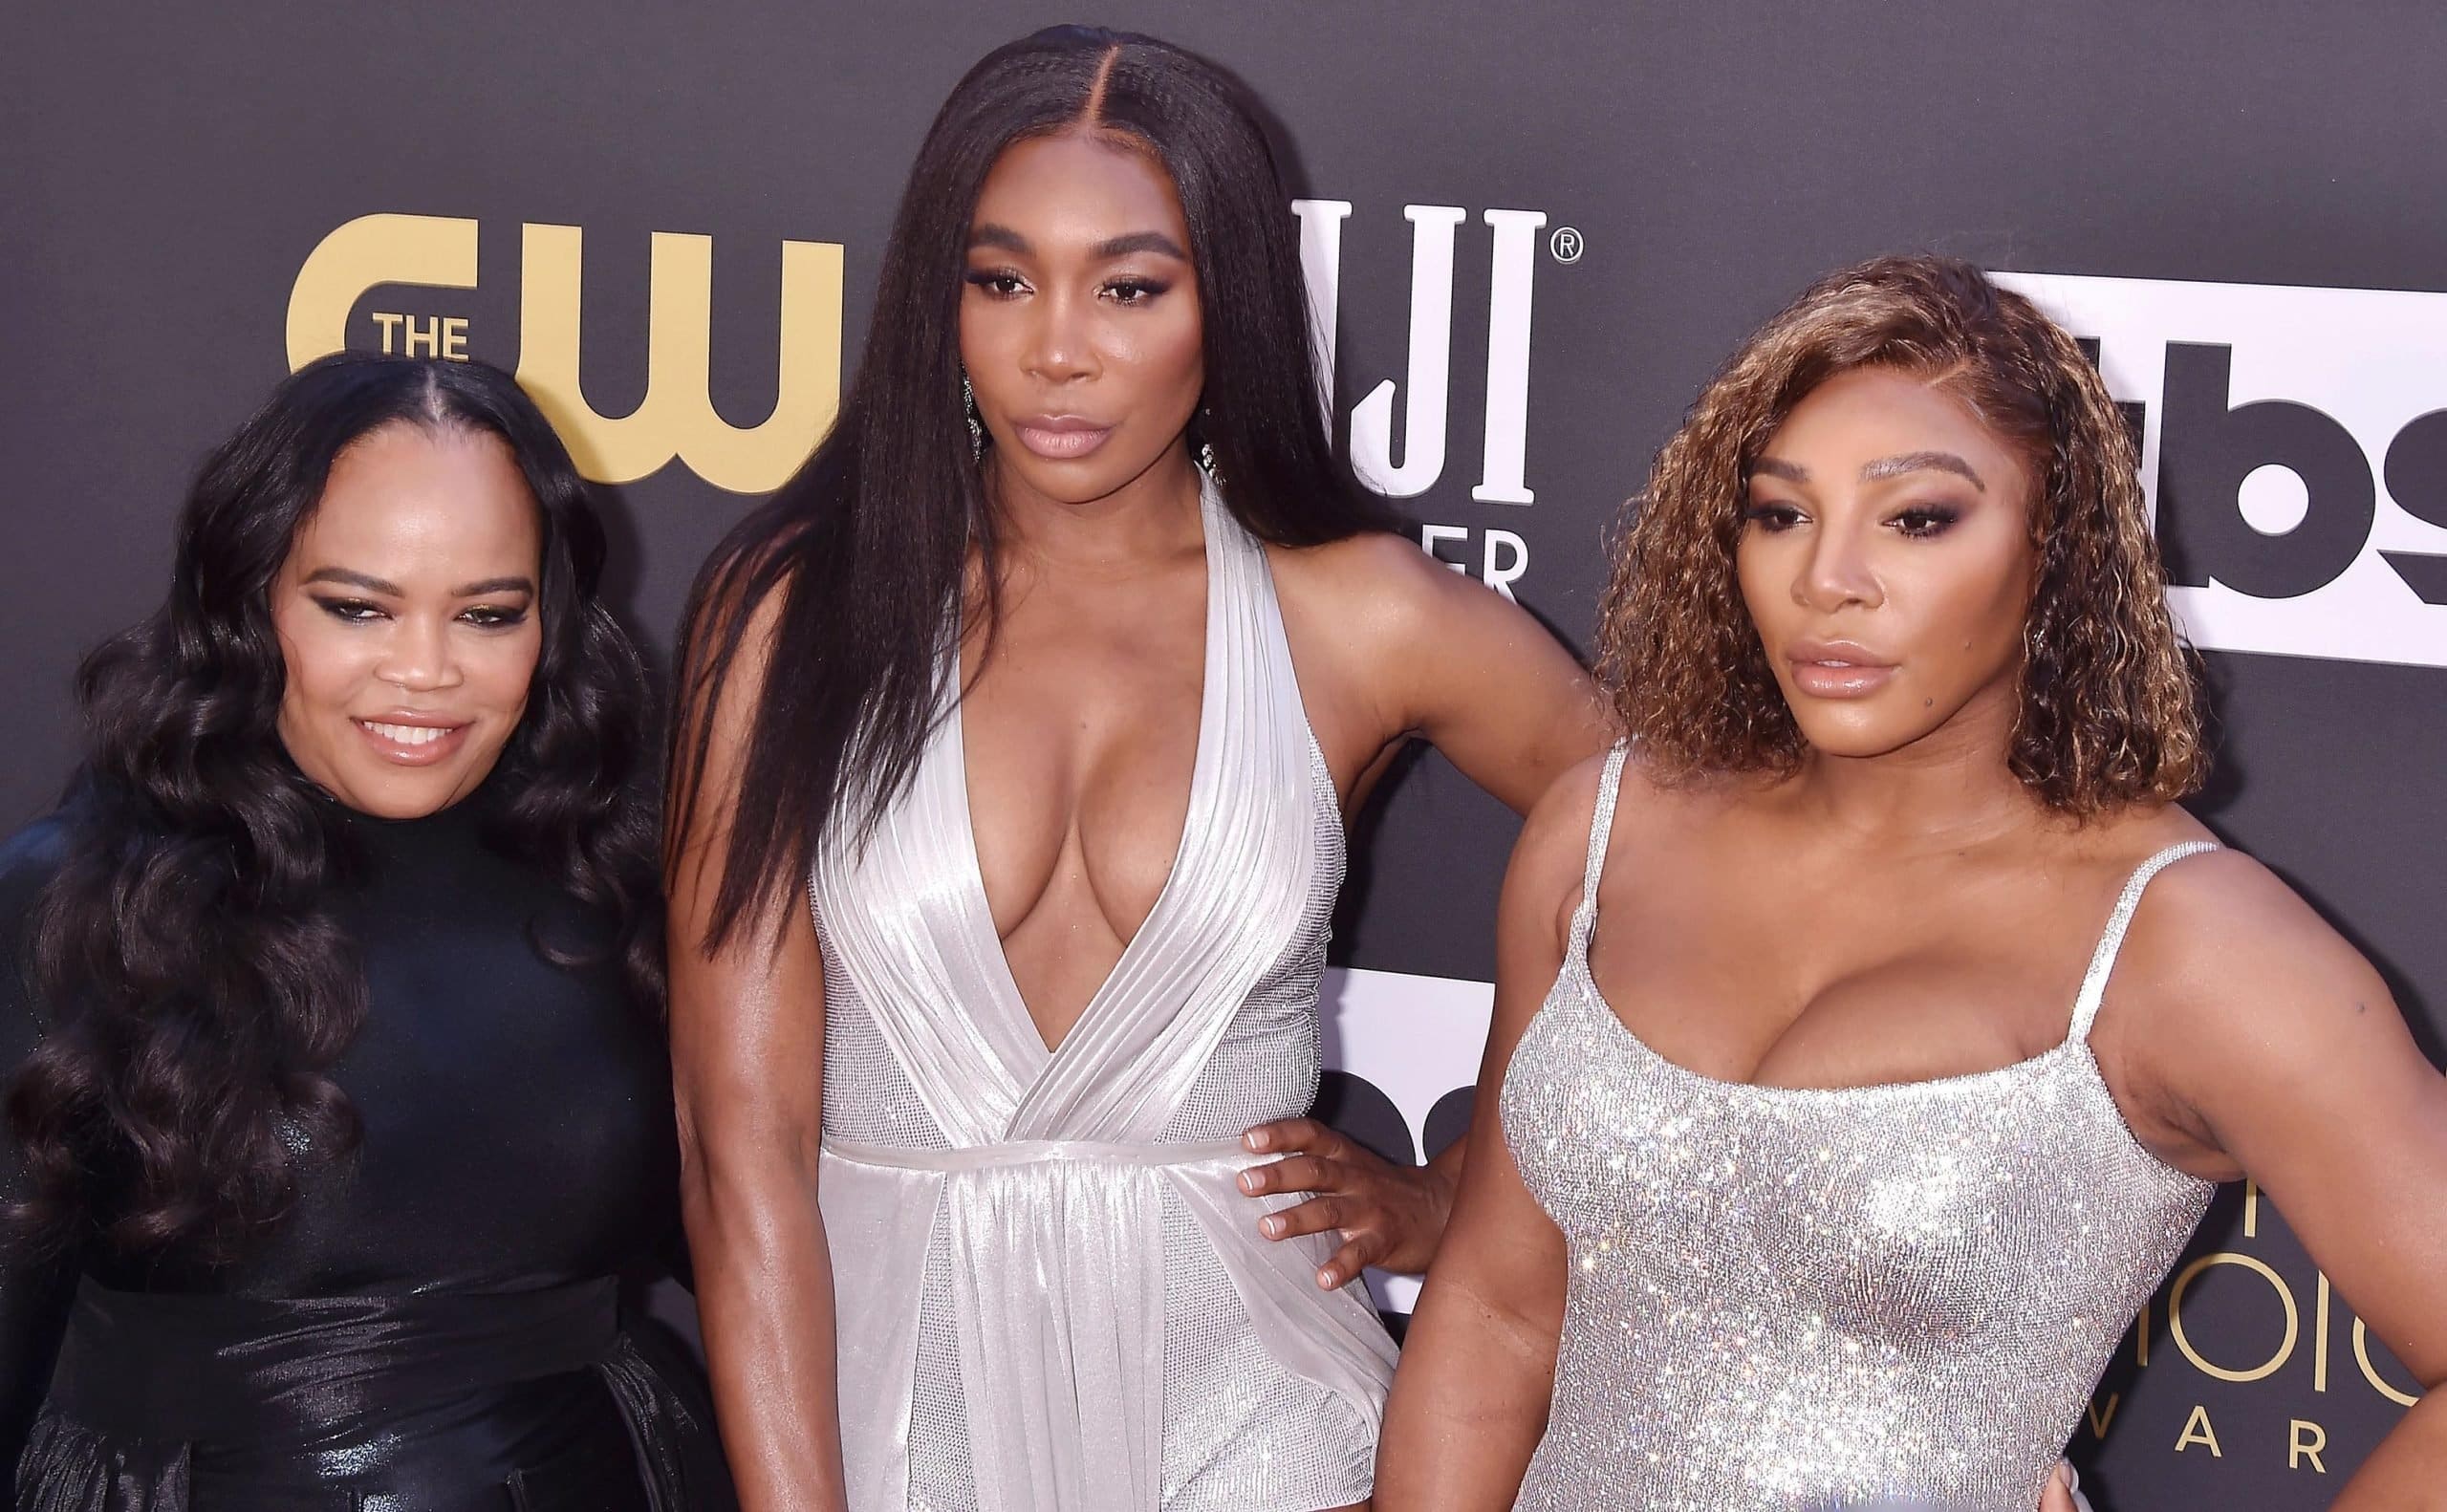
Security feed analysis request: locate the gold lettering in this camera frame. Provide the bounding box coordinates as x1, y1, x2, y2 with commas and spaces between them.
2168, 1252, 2298, 1383
2174, 1404, 2222, 1457
2242, 1177, 2260, 1240
402, 313, 444, 358
370, 312, 406, 354
2351, 1318, 2422, 1407
514, 223, 844, 494
441, 316, 469, 360
2288, 1419, 2328, 1473
287, 214, 478, 369
2084, 1393, 2120, 1438
2314, 1270, 2331, 1393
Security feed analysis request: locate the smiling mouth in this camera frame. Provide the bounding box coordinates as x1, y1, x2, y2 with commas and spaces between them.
361, 721, 451, 746
353, 718, 471, 765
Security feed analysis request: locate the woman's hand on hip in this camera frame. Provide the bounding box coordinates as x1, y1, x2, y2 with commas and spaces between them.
1237, 1116, 1458, 1286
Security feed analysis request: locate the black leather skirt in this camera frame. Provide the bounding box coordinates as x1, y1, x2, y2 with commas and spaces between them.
14, 1278, 734, 1511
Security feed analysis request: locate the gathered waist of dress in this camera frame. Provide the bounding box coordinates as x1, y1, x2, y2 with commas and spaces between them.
821, 1135, 1254, 1173
48, 1274, 622, 1444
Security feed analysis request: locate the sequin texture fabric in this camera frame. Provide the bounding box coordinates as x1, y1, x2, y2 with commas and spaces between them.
1501, 745, 2217, 1511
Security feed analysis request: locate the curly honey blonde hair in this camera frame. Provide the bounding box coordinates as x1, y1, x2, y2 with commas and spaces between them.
1596, 253, 2204, 814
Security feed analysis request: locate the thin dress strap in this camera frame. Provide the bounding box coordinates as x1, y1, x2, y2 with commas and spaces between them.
2068, 840, 2221, 1042
1574, 744, 1633, 938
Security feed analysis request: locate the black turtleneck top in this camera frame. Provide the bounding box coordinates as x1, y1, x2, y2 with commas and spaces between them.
0, 786, 684, 1476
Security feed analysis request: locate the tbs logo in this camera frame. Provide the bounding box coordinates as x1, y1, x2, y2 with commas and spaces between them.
1994, 272, 2447, 670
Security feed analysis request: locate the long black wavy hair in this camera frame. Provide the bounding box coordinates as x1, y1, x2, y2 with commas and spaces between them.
6, 352, 662, 1264
669, 24, 1390, 949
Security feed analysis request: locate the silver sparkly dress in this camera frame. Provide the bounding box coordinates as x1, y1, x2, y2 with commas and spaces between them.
1501, 745, 2218, 1511
811, 478, 1396, 1512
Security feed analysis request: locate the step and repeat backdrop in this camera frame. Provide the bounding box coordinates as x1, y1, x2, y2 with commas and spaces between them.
7, 2, 2442, 1505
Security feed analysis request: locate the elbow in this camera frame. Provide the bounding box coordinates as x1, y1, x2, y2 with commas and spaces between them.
1419, 1261, 1566, 1366
673, 1096, 824, 1256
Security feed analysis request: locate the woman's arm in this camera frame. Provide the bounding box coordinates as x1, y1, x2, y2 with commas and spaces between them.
1287, 532, 1608, 814
666, 595, 847, 1512
2115, 852, 2447, 1509
1244, 537, 1608, 1284
1372, 757, 1597, 1509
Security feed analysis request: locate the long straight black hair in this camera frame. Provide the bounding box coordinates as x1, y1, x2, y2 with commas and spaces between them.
669, 24, 1389, 949
7, 352, 660, 1264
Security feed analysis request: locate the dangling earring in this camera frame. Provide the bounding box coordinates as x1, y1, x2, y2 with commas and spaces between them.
1193, 406, 1221, 482
962, 371, 985, 460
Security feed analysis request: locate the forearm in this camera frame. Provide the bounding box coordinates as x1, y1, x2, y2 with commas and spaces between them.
1425, 1127, 1467, 1194
683, 1156, 849, 1512
1374, 1274, 1557, 1510
2335, 1390, 2447, 1509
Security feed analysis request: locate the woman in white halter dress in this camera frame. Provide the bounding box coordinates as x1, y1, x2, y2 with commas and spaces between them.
815, 481, 1401, 1509
663, 27, 1603, 1512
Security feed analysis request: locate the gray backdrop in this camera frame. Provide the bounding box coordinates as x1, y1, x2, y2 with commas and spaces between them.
6, 2, 2442, 1505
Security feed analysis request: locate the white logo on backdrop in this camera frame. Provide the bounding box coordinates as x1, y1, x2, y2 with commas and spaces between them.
1994, 272, 2447, 669
1294, 201, 1552, 600
1320, 966, 1493, 1313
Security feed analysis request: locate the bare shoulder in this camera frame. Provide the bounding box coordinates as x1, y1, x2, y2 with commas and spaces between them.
1520, 746, 1613, 862
2124, 841, 2388, 1007
2096, 818, 2434, 1188
1497, 747, 1615, 974
1512, 744, 1663, 906
2116, 836, 2396, 1041
1267, 527, 1441, 594
1266, 529, 1498, 639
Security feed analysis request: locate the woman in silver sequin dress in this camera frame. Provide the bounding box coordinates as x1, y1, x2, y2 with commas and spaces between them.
661, 26, 1607, 1512
1379, 255, 2447, 1510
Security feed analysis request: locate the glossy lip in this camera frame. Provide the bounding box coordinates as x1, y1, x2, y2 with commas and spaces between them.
1784, 637, 1898, 700
1010, 413, 1115, 462
352, 711, 473, 767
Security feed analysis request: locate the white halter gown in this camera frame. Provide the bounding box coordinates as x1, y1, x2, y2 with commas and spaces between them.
811, 480, 1397, 1512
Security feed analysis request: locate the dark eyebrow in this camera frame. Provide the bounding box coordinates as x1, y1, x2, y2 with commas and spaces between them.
452, 575, 536, 598
1862, 450, 1984, 490
1093, 230, 1187, 261
968, 223, 1030, 254
303, 567, 403, 596
966, 224, 1188, 262
302, 568, 534, 598
1750, 458, 1808, 484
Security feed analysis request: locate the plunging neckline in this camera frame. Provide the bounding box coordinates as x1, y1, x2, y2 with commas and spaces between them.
942, 496, 1223, 1063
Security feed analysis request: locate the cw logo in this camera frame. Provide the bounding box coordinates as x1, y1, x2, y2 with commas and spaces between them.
286, 212, 844, 494
1993, 271, 2447, 670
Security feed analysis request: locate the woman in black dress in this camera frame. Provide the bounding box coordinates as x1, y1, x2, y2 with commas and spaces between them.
0, 354, 733, 1510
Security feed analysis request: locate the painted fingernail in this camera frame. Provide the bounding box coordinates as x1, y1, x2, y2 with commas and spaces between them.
1245, 1129, 1269, 1151
1238, 1172, 1260, 1194
1262, 1216, 1284, 1238
1318, 1268, 1337, 1287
